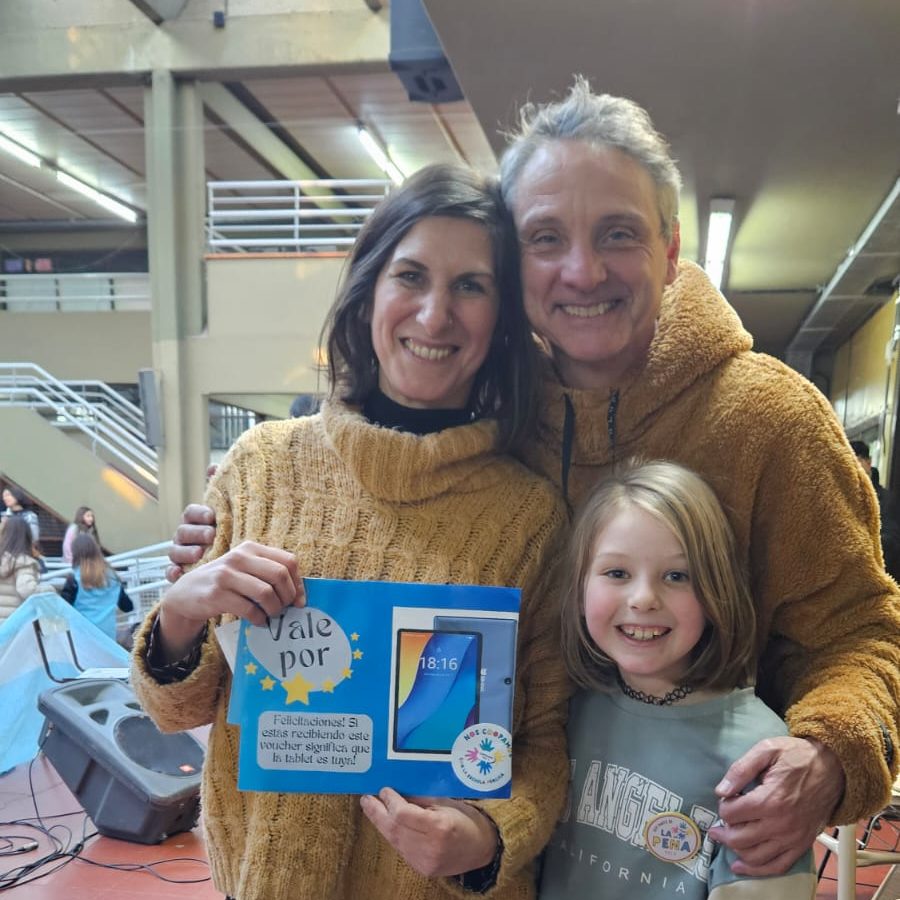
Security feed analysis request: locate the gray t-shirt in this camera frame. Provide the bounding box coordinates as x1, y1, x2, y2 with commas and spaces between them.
538, 688, 815, 899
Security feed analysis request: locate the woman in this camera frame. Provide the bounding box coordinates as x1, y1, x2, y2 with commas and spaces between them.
1, 486, 39, 543
0, 516, 40, 624
61, 534, 133, 639
62, 506, 100, 564
132, 164, 570, 900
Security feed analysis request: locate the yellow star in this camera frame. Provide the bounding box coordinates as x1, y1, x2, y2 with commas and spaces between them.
352, 649, 363, 660
260, 675, 276, 691
342, 667, 353, 679
350, 632, 360, 642
282, 672, 315, 705
321, 680, 335, 693
244, 661, 258, 675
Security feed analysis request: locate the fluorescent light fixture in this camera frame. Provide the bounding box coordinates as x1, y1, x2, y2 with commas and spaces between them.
0, 133, 41, 168
56, 170, 138, 223
704, 197, 735, 290
356, 125, 404, 185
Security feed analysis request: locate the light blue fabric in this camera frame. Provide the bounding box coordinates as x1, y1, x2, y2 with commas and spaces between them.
73, 568, 120, 638
0, 591, 129, 773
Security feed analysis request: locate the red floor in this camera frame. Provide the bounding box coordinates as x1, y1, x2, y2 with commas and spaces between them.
2, 754, 897, 898
0, 756, 222, 898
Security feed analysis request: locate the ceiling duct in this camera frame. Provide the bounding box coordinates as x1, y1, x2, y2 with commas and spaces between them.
786, 177, 900, 377
127, 0, 190, 24
389, 0, 463, 103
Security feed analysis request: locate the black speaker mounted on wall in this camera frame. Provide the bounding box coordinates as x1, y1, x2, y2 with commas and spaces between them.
389, 0, 463, 103
38, 679, 204, 844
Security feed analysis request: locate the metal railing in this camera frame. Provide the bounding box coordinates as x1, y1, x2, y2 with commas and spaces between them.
0, 362, 157, 492
41, 541, 173, 619
0, 272, 150, 312
60, 380, 147, 441
206, 178, 390, 253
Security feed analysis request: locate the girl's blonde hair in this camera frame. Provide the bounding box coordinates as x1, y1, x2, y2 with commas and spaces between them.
561, 459, 757, 692
71, 533, 110, 590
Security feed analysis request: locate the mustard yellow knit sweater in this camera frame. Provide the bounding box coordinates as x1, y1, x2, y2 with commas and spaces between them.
132, 401, 570, 900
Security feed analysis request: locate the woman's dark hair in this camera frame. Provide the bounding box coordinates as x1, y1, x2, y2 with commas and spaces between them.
323, 163, 536, 451
0, 516, 34, 558
73, 506, 100, 543
2, 485, 29, 509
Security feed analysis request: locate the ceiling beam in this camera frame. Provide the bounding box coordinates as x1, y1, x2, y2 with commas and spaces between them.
199, 84, 344, 214
125, 0, 189, 25
0, 171, 84, 218
0, 7, 389, 90
199, 83, 324, 184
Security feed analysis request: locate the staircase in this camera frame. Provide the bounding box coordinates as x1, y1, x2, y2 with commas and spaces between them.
0, 363, 161, 552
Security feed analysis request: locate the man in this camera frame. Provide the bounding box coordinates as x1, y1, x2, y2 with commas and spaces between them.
499, 78, 899, 875
851, 439, 900, 581
169, 78, 900, 877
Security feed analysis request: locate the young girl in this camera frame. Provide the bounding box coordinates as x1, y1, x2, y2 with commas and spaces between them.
539, 459, 815, 900
62, 506, 100, 564
61, 534, 133, 640
0, 516, 40, 624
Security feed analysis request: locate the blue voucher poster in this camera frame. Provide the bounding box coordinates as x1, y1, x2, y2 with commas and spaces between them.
231, 578, 520, 799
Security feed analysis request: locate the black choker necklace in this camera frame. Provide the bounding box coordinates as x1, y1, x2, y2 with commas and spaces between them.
617, 675, 694, 706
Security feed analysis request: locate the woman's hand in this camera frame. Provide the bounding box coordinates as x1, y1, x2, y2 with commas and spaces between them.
166, 503, 218, 583
360, 788, 498, 877
158, 540, 303, 662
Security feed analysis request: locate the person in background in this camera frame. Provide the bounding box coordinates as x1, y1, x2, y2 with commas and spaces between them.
61, 534, 133, 640
62, 506, 100, 564
1, 485, 39, 543
540, 459, 815, 899
289, 393, 320, 418
133, 164, 570, 900
0, 517, 40, 624
849, 440, 900, 581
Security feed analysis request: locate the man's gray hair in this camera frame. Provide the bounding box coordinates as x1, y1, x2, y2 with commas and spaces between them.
500, 76, 682, 241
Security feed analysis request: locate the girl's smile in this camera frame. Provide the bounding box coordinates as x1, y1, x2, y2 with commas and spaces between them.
583, 503, 706, 698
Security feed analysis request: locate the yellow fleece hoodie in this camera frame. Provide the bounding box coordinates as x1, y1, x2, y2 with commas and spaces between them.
525, 259, 900, 825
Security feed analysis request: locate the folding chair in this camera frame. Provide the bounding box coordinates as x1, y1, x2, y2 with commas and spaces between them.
817, 779, 900, 900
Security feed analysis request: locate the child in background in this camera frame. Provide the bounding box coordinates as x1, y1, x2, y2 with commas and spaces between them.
0, 516, 40, 625
61, 534, 133, 639
62, 506, 100, 564
539, 459, 815, 900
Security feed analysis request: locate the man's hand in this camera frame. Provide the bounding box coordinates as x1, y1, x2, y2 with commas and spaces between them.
708, 736, 845, 875
166, 503, 217, 583
360, 788, 498, 878
158, 540, 304, 661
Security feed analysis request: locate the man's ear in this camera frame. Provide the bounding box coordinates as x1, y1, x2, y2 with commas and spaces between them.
665, 220, 681, 285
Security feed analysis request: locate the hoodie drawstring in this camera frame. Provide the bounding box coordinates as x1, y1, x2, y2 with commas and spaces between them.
561, 394, 575, 504
607, 388, 620, 460
560, 388, 620, 503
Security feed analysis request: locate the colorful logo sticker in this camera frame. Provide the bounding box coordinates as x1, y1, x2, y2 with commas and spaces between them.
644, 811, 702, 863
450, 724, 512, 792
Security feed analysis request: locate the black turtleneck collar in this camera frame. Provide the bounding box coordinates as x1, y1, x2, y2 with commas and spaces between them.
361, 388, 475, 436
